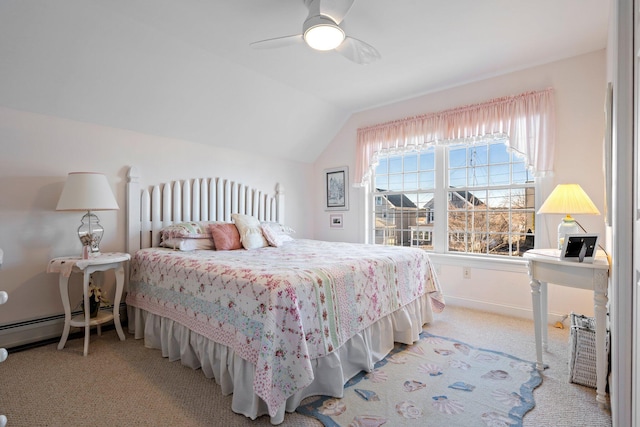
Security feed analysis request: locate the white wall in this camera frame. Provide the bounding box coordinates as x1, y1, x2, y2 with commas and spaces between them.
0, 50, 608, 345
314, 50, 607, 322
0, 107, 314, 332
0, 1, 348, 165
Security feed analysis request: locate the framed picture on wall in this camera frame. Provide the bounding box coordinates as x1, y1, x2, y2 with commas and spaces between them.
324, 166, 349, 211
329, 213, 343, 229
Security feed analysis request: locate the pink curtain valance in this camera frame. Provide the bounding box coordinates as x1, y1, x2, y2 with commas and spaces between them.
355, 88, 555, 185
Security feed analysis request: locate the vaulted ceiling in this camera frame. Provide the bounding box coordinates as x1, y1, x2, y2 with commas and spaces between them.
0, 0, 610, 163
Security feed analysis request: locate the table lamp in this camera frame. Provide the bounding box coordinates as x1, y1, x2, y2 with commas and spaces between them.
537, 184, 600, 250
56, 172, 119, 255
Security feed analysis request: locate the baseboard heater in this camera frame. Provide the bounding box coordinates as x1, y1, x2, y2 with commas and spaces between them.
0, 303, 127, 350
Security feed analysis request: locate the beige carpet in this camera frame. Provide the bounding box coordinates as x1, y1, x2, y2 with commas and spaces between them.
0, 305, 611, 426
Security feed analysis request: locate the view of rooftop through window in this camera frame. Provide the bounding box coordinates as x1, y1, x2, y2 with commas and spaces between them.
372, 139, 535, 257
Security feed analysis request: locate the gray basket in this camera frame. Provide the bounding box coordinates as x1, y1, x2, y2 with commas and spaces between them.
568, 313, 608, 389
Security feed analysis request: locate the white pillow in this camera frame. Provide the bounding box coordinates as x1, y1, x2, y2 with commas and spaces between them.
160, 238, 215, 251
231, 214, 269, 250
260, 221, 296, 236
261, 223, 294, 247
159, 221, 214, 240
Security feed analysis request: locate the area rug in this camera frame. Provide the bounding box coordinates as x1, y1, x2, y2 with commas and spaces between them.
296, 332, 542, 427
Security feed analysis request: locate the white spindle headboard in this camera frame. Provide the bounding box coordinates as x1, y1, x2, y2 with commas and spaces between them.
126, 166, 285, 253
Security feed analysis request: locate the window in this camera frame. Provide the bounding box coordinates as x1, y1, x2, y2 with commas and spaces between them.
373, 146, 435, 248
371, 139, 535, 257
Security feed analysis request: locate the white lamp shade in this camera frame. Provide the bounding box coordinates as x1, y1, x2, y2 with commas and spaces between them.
56, 172, 119, 211
537, 184, 600, 215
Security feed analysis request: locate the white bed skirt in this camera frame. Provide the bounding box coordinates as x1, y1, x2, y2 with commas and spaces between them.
126, 293, 434, 425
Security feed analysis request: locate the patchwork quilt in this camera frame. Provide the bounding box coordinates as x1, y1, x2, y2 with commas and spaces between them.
126, 239, 444, 416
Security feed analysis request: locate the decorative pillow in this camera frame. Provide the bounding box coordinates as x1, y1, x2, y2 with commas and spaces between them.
260, 221, 296, 236
160, 221, 213, 240
231, 214, 269, 250
160, 238, 215, 251
261, 224, 294, 247
208, 223, 242, 251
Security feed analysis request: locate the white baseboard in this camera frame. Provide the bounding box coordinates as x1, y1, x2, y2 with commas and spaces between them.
0, 304, 127, 349
444, 295, 570, 326
1, 299, 566, 349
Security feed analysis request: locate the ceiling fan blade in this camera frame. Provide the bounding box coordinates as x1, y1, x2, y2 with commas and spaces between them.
317, 0, 355, 24
335, 36, 380, 64
250, 34, 303, 50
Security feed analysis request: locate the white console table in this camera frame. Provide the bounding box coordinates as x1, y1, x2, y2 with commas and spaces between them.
523, 248, 610, 407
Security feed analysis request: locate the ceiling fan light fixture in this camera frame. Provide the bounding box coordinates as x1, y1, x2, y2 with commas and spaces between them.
303, 17, 345, 51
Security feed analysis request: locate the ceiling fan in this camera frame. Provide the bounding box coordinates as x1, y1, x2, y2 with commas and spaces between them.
250, 0, 381, 64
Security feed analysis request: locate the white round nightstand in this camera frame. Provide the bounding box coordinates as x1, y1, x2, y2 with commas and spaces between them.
47, 252, 130, 356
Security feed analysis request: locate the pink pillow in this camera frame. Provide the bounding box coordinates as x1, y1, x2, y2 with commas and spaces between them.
209, 223, 242, 251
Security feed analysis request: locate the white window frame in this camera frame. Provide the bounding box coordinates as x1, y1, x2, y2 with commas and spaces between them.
367, 139, 539, 259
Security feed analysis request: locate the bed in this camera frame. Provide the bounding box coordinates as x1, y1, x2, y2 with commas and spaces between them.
124, 166, 444, 424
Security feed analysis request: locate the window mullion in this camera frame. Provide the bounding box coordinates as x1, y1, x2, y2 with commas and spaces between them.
433, 146, 447, 253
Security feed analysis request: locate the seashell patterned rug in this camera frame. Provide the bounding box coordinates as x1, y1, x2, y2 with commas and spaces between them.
296, 331, 542, 427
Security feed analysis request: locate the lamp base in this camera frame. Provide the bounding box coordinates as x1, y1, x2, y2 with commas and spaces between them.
78, 212, 103, 254
557, 215, 580, 250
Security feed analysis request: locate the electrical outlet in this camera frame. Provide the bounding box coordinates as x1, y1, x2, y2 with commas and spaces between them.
463, 267, 471, 279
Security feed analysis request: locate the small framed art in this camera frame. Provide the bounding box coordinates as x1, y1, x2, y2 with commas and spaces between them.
329, 213, 343, 229
561, 234, 599, 263
324, 166, 349, 211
